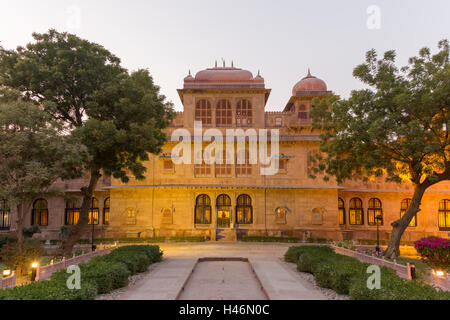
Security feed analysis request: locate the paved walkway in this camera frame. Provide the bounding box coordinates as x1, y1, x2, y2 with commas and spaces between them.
120, 242, 327, 300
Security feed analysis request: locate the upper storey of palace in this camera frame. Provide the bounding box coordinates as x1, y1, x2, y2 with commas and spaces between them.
166, 62, 330, 137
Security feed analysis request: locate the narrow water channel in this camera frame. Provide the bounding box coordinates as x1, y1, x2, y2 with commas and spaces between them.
177, 260, 267, 300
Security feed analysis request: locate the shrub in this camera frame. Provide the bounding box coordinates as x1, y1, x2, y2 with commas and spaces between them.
414, 236, 450, 271
286, 245, 450, 300
0, 245, 163, 299
117, 237, 165, 243
242, 235, 303, 243
0, 278, 97, 300
51, 261, 130, 294
22, 224, 41, 238
169, 236, 205, 242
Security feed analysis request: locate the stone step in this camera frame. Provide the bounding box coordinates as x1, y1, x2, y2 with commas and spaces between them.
216, 229, 237, 242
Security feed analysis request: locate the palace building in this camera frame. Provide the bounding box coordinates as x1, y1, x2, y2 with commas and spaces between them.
2, 63, 450, 242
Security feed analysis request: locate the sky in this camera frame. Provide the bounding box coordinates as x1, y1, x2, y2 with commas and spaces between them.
0, 0, 449, 111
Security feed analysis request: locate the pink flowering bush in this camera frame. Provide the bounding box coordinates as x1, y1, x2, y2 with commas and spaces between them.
414, 236, 450, 271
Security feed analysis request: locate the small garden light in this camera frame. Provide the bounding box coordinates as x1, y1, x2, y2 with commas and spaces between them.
2, 268, 11, 278
435, 270, 445, 277
31, 262, 39, 282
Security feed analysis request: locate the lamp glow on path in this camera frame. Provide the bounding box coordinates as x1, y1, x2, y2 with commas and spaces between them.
435, 270, 445, 277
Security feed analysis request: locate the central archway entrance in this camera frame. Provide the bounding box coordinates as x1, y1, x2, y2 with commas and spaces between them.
216, 194, 231, 228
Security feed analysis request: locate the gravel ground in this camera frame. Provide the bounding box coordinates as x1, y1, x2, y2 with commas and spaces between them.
96, 262, 161, 300
282, 260, 350, 300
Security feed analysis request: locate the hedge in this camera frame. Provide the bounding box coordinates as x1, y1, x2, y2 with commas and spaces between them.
169, 236, 205, 242
0, 245, 163, 300
242, 235, 330, 243
285, 245, 450, 300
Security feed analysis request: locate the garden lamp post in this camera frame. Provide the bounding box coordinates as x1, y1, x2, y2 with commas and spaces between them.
2, 268, 11, 278
375, 214, 383, 254
31, 262, 39, 281
91, 216, 97, 252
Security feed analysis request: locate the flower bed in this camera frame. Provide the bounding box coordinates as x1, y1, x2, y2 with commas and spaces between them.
0, 245, 163, 300
285, 245, 450, 300
414, 236, 450, 272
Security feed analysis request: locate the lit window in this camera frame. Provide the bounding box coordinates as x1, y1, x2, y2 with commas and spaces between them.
349, 198, 363, 225
400, 198, 416, 227
0, 200, 10, 230
275, 117, 282, 126
32, 199, 48, 226
216, 194, 231, 228
438, 199, 450, 229
103, 197, 110, 225
65, 199, 80, 225
236, 194, 252, 224
88, 197, 99, 225
367, 198, 383, 226
338, 198, 345, 225
195, 194, 211, 224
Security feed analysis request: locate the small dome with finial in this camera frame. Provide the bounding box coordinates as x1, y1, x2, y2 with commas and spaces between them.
184, 69, 194, 82
292, 68, 327, 96
253, 69, 264, 82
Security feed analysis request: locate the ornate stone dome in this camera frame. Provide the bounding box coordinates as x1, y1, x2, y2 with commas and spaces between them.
292, 69, 327, 96
194, 67, 254, 82
183, 62, 265, 89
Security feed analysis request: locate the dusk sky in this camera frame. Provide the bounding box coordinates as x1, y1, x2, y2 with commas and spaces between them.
1, 0, 449, 111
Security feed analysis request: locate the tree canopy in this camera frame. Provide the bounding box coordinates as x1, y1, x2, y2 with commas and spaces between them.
0, 30, 175, 254
310, 39, 450, 257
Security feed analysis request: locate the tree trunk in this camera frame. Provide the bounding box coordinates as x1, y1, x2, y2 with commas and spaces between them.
15, 202, 25, 276
58, 170, 101, 257
384, 184, 427, 259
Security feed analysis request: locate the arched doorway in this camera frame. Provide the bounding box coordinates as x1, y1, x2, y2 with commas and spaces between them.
216, 194, 231, 228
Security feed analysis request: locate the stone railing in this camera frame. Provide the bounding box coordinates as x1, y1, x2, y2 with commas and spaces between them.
37, 245, 116, 281
0, 272, 16, 289
331, 245, 409, 278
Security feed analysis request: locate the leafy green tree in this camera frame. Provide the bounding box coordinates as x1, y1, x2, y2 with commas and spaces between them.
0, 90, 86, 272
0, 30, 175, 255
311, 40, 450, 258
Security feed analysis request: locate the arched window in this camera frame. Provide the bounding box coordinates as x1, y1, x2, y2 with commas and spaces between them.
438, 199, 450, 229
349, 198, 363, 225
195, 99, 212, 125
216, 99, 232, 126
32, 199, 48, 226
236, 194, 252, 224
195, 194, 211, 224
400, 198, 416, 227
65, 199, 80, 225
367, 198, 383, 226
236, 99, 252, 125
216, 194, 231, 228
0, 200, 10, 230
338, 198, 345, 225
103, 197, 110, 225
89, 197, 99, 225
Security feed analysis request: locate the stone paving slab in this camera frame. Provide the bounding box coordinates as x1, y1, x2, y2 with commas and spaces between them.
250, 259, 327, 300
120, 257, 197, 300
118, 243, 328, 300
